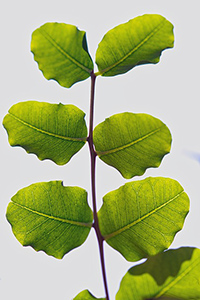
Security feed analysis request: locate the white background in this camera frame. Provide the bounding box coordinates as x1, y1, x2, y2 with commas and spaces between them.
1, 1, 200, 299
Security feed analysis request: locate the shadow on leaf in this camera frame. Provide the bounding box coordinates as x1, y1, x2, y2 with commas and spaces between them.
128, 247, 194, 286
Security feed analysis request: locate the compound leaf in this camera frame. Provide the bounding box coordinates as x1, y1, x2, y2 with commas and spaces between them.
3, 101, 87, 165
73, 290, 105, 300
6, 181, 93, 259
116, 247, 200, 300
93, 113, 171, 179
31, 22, 93, 88
98, 177, 189, 262
95, 14, 174, 77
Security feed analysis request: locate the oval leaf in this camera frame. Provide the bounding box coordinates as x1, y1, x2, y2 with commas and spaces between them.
98, 177, 189, 262
116, 247, 200, 299
93, 113, 172, 179
31, 22, 93, 87
95, 14, 174, 76
6, 181, 93, 259
73, 290, 105, 300
3, 101, 87, 165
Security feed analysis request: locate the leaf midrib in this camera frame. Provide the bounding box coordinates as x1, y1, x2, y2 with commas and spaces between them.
39, 27, 92, 74
104, 190, 184, 240
96, 18, 166, 75
155, 255, 200, 298
9, 112, 87, 142
96, 126, 164, 156
11, 201, 92, 228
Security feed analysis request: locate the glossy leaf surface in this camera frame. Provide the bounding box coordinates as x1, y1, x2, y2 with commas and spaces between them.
73, 290, 105, 300
31, 22, 93, 87
98, 177, 189, 262
116, 247, 200, 299
93, 113, 171, 179
3, 101, 87, 165
95, 14, 174, 77
6, 181, 93, 259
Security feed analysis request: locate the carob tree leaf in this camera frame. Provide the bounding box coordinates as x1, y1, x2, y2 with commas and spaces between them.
93, 113, 171, 179
73, 290, 106, 300
98, 177, 189, 261
6, 181, 93, 259
31, 22, 93, 87
3, 101, 87, 165
95, 14, 174, 77
116, 247, 200, 299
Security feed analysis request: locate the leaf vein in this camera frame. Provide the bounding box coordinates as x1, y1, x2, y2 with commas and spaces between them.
9, 112, 87, 142
97, 18, 166, 75
155, 256, 200, 298
11, 202, 92, 228
97, 126, 164, 156
104, 190, 184, 240
39, 27, 92, 74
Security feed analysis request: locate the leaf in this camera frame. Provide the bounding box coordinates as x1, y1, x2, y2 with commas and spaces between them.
146, 297, 182, 300
93, 113, 171, 179
95, 14, 174, 77
3, 101, 87, 165
73, 290, 106, 300
145, 297, 182, 300
98, 177, 189, 262
6, 181, 93, 259
116, 247, 200, 300
31, 22, 93, 88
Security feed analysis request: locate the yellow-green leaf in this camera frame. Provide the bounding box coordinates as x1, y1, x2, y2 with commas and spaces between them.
31, 23, 93, 88
6, 181, 93, 259
93, 113, 171, 179
95, 14, 174, 77
98, 177, 189, 262
73, 290, 105, 300
3, 101, 87, 165
116, 247, 200, 299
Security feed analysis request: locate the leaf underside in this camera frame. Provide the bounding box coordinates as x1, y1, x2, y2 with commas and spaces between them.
73, 290, 106, 300
95, 14, 174, 76
93, 112, 172, 179
116, 247, 200, 300
3, 101, 87, 165
98, 177, 189, 262
6, 181, 93, 259
31, 22, 94, 87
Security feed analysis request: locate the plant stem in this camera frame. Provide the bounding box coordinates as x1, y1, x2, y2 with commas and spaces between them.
87, 71, 110, 300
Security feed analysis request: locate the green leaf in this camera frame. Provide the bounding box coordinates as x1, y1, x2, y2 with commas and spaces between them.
31, 22, 93, 88
3, 101, 87, 165
98, 177, 189, 262
6, 181, 93, 259
73, 290, 106, 300
95, 14, 174, 77
147, 297, 182, 300
116, 247, 200, 300
93, 113, 171, 179
146, 297, 183, 300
